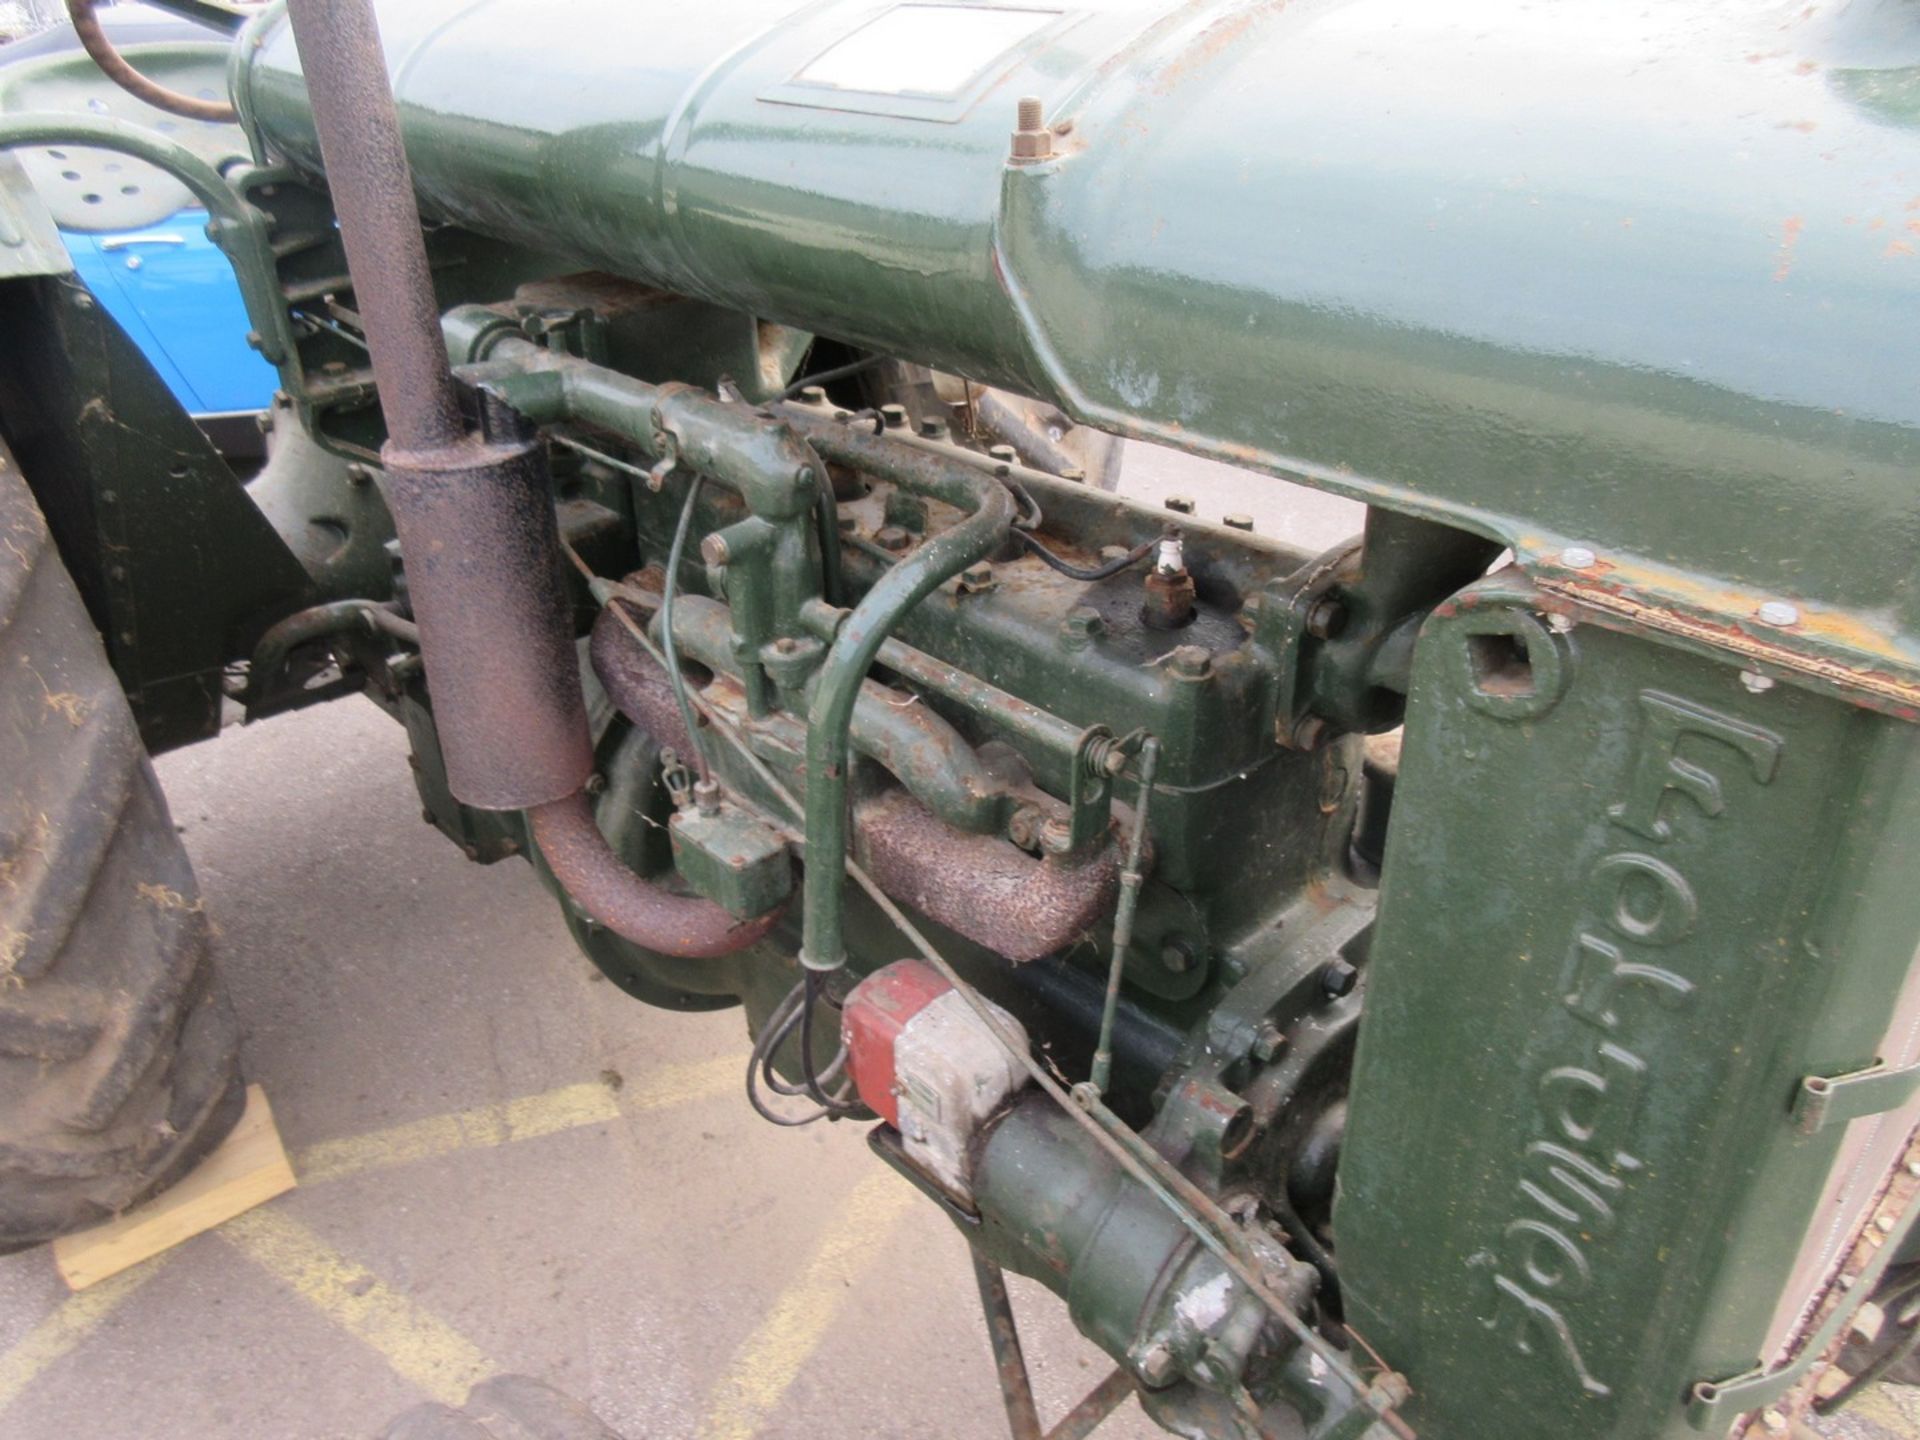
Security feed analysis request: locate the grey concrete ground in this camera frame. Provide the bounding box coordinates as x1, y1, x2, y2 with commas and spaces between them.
0, 447, 1905, 1440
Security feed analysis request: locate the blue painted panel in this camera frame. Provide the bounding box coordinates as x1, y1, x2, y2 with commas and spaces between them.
64, 206, 276, 416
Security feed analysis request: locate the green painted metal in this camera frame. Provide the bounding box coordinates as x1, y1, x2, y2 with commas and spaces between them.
1334, 576, 1920, 1439
0, 154, 71, 280
0, 41, 243, 233
668, 798, 792, 921
233, 0, 1920, 716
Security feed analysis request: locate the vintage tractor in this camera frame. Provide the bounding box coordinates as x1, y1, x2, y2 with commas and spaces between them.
0, 1, 1916, 1437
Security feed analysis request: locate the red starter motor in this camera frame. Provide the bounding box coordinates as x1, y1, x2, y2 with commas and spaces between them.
842, 961, 1032, 1205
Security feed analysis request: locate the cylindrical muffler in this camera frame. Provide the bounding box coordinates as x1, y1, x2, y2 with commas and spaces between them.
384, 391, 593, 810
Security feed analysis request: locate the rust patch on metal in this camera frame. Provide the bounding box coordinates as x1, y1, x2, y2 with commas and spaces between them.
854, 789, 1123, 964
1520, 543, 1920, 721
529, 792, 781, 958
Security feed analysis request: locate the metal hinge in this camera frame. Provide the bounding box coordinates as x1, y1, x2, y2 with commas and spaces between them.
1792, 1058, 1920, 1136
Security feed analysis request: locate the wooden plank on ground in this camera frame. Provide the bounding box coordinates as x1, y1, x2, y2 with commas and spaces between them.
52, 1083, 296, 1290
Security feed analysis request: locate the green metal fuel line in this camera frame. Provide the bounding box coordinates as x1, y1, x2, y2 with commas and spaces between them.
782, 412, 1016, 972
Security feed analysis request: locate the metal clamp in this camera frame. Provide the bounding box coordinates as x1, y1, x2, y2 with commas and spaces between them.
1792, 1058, 1920, 1136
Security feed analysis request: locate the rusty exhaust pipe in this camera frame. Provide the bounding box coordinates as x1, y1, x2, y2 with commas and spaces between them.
282, 0, 761, 959
592, 606, 1122, 964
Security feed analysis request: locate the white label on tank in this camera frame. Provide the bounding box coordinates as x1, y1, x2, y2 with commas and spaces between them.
795, 5, 1059, 98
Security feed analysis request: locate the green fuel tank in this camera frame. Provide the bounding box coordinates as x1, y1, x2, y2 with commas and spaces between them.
234, 0, 1920, 711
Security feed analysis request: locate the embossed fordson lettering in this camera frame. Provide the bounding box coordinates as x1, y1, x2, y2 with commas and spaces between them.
1479, 692, 1784, 1395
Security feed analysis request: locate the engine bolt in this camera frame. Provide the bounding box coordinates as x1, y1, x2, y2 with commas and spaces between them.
1223, 513, 1254, 532
918, 417, 946, 439
1560, 545, 1598, 570
987, 444, 1018, 465
1741, 670, 1775, 694
799, 385, 828, 406
1164, 495, 1196, 514
1167, 645, 1212, 680
1758, 599, 1801, 627
1160, 940, 1196, 974
1061, 606, 1105, 651
700, 533, 731, 566
880, 403, 908, 429
1305, 597, 1345, 639
1252, 1020, 1284, 1063
958, 562, 996, 595
875, 525, 913, 552
1320, 958, 1359, 998
1009, 96, 1055, 163
772, 636, 798, 656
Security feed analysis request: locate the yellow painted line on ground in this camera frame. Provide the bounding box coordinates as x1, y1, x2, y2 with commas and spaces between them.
0, 1057, 745, 1413
222, 1206, 493, 1406
0, 1256, 173, 1415
698, 1169, 917, 1440
295, 1053, 744, 1186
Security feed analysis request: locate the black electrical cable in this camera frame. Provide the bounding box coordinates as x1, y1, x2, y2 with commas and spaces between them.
1013, 529, 1160, 582
1002, 476, 1043, 531
777, 352, 889, 401
746, 977, 857, 1124
746, 979, 832, 1126
799, 969, 862, 1115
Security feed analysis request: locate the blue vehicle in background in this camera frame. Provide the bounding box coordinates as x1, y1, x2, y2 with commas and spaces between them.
0, 3, 276, 451
63, 208, 277, 415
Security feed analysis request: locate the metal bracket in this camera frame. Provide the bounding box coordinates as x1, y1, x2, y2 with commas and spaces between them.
1062, 725, 1126, 853
1792, 1058, 1920, 1136
1687, 1162, 1920, 1428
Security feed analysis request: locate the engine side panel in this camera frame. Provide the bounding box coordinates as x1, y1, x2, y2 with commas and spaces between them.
1336, 577, 1920, 1438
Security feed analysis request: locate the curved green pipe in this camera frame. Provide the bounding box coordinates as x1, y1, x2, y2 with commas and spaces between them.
781, 410, 1015, 973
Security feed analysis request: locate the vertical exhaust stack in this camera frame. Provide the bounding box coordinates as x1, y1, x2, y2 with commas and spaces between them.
281, 0, 770, 958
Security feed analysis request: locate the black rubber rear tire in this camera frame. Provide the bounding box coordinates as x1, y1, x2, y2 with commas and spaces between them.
0, 457, 242, 1247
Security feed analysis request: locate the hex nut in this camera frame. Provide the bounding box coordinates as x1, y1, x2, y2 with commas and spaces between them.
875, 525, 913, 552
1559, 545, 1598, 569
1223, 513, 1254, 532
1758, 599, 1801, 627
1061, 606, 1105, 650
1168, 645, 1212, 680
1164, 495, 1197, 514
958, 562, 996, 595
1320, 958, 1359, 998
